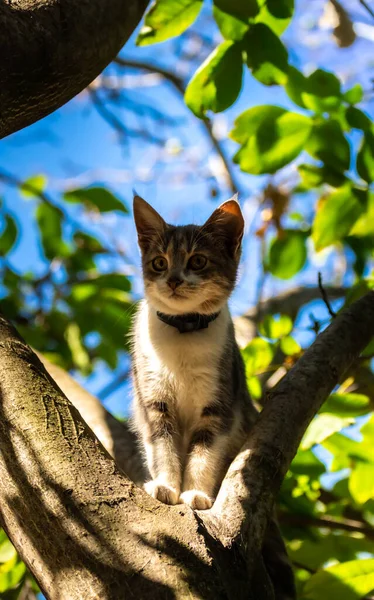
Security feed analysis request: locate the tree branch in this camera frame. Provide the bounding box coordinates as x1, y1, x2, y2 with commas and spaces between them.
202, 291, 374, 577
279, 511, 374, 540
0, 0, 149, 138
114, 57, 241, 194
234, 285, 346, 347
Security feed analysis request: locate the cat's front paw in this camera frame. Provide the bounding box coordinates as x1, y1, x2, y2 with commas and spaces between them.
144, 480, 179, 505
180, 490, 213, 510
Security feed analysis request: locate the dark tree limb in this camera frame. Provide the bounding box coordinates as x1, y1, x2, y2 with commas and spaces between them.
202, 291, 374, 577
0, 0, 149, 139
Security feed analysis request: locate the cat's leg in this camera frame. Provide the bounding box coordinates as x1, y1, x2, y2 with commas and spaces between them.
180, 428, 230, 510
142, 401, 182, 505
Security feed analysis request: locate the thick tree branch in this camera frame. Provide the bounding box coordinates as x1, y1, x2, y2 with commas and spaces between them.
0, 0, 149, 138
36, 353, 145, 485
202, 291, 374, 576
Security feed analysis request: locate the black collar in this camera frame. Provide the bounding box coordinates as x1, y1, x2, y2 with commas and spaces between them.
156, 311, 220, 333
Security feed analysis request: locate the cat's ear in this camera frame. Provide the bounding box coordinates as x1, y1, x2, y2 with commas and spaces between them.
133, 194, 166, 249
204, 195, 244, 257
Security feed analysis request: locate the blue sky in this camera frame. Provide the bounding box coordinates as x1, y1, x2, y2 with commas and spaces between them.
1, 0, 374, 417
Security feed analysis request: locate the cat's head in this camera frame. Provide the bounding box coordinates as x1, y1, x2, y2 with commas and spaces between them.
133, 195, 244, 315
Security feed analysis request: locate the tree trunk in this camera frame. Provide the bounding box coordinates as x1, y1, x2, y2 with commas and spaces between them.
0, 291, 372, 599
0, 0, 149, 139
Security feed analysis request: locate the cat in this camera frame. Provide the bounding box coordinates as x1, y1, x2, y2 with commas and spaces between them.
131, 194, 258, 510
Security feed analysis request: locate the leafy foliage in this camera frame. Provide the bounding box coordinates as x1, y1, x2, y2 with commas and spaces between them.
1, 0, 374, 596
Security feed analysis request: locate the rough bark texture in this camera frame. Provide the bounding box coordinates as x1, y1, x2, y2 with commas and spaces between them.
0, 0, 149, 139
0, 290, 373, 599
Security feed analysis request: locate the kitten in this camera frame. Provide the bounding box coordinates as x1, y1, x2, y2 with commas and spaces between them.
131, 194, 258, 510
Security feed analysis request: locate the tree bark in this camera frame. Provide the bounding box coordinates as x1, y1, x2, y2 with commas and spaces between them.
0, 0, 149, 139
0, 291, 372, 599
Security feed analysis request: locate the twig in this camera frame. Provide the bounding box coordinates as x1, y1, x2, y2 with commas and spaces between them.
318, 272, 337, 319
279, 511, 374, 540
98, 368, 130, 400
359, 0, 374, 19
114, 57, 241, 194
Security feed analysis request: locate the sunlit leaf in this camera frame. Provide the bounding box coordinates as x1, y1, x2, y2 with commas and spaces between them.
301, 414, 354, 450
213, 0, 259, 40
349, 461, 374, 505
269, 230, 307, 279
64, 188, 128, 213
259, 314, 293, 339
0, 215, 17, 255
302, 69, 341, 113
320, 393, 371, 417
19, 174, 47, 199
244, 23, 289, 86
357, 131, 374, 183
0, 533, 16, 564
64, 322, 91, 374
344, 84, 364, 105
185, 41, 243, 117
36, 203, 69, 260
312, 186, 364, 251
303, 558, 374, 600
136, 0, 203, 45
247, 375, 262, 399
231, 106, 312, 174
242, 337, 274, 377
298, 164, 346, 189
254, 0, 293, 34
280, 335, 301, 355
306, 119, 350, 172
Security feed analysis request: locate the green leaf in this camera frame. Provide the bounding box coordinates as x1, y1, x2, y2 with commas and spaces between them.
303, 558, 374, 600
0, 556, 26, 593
259, 314, 293, 339
306, 119, 350, 172
185, 41, 243, 117
71, 274, 131, 302
231, 106, 312, 175
19, 174, 47, 199
254, 0, 293, 34
320, 393, 371, 417
36, 204, 69, 260
247, 375, 262, 400
285, 66, 308, 108
0, 215, 17, 255
280, 335, 301, 355
312, 186, 364, 251
244, 23, 289, 86
242, 337, 274, 377
269, 230, 307, 279
346, 106, 372, 131
0, 533, 16, 564
298, 164, 346, 189
266, 0, 294, 19
357, 131, 374, 183
136, 0, 203, 46
286, 67, 341, 113
64, 322, 91, 374
302, 69, 341, 113
349, 462, 374, 505
301, 414, 354, 450
290, 448, 325, 477
213, 0, 259, 41
64, 188, 128, 213
344, 84, 364, 105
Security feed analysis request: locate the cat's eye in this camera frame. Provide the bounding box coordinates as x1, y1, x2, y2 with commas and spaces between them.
188, 254, 207, 270
152, 256, 168, 272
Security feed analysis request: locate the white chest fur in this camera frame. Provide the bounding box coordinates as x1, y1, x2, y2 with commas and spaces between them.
134, 301, 230, 427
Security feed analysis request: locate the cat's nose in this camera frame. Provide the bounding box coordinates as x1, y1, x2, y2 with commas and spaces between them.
167, 277, 183, 290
